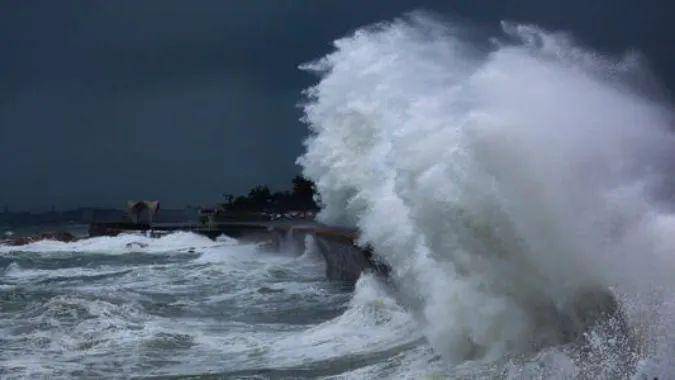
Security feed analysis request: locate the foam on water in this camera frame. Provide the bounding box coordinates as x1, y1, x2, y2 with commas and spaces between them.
0, 231, 230, 254
3, 231, 410, 377
298, 11, 675, 376
267, 274, 421, 366
3, 12, 674, 374
3, 262, 131, 283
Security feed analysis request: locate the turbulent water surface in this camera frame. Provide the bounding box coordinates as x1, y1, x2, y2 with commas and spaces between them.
298, 11, 675, 379
1, 231, 429, 378
1, 230, 671, 379
3, 12, 675, 379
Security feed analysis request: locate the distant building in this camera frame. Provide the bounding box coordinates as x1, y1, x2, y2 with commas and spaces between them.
127, 201, 160, 225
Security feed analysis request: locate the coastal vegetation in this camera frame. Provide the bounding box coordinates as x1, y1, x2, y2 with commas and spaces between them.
219, 176, 319, 216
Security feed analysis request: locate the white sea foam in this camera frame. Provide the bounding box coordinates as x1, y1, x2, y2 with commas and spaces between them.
3, 262, 129, 283
0, 231, 229, 254
298, 11, 675, 372
1, 229, 378, 377
194, 242, 261, 263
268, 274, 420, 365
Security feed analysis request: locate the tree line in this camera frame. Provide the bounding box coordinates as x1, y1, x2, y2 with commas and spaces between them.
221, 176, 319, 214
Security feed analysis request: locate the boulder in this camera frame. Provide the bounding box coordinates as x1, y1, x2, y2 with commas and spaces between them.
1, 231, 76, 246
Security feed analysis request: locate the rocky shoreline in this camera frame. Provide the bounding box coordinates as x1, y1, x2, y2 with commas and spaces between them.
3, 222, 389, 283
1, 231, 77, 246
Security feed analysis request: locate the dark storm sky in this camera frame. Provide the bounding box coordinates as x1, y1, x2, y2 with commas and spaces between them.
1, 1, 673, 211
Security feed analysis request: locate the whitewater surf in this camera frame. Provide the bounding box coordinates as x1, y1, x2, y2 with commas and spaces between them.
2, 12, 675, 379
2, 232, 425, 377
299, 12, 675, 378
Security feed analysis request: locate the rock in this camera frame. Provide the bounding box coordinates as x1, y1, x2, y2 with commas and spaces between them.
1, 231, 76, 246
40, 231, 76, 242
2, 237, 33, 246
125, 242, 149, 249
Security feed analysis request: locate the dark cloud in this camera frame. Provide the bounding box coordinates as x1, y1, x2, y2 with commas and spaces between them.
1, 0, 673, 211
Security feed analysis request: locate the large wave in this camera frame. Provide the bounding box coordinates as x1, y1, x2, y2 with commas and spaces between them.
298, 12, 675, 369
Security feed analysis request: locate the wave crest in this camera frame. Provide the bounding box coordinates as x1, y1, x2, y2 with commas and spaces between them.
298, 12, 675, 366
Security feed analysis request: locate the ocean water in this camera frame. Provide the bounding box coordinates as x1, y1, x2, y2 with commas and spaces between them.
0, 231, 429, 378
2, 231, 673, 379
0, 231, 413, 378
3, 13, 675, 379
298, 11, 675, 379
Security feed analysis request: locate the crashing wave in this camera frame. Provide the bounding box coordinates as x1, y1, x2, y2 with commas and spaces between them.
298, 11, 675, 375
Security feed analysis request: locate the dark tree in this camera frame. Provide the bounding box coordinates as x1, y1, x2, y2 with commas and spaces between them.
221, 177, 318, 215
247, 185, 272, 211
291, 176, 318, 210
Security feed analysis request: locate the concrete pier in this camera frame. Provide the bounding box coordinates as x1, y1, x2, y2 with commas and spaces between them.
89, 221, 388, 282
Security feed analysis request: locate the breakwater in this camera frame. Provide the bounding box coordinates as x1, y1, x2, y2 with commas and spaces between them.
89, 221, 388, 282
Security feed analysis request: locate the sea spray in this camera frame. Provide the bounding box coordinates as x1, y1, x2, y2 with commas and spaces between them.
298, 11, 675, 368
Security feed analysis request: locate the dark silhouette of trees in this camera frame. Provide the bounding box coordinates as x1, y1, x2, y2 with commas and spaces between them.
247, 185, 272, 211
221, 176, 318, 214
290, 175, 318, 210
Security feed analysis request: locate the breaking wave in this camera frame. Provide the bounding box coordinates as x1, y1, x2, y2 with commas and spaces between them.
298, 12, 675, 376
0, 231, 232, 254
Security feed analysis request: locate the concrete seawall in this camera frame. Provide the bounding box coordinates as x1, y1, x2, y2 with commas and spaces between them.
89, 221, 388, 282
271, 225, 389, 282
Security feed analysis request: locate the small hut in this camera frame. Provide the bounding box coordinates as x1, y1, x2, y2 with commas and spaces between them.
127, 201, 160, 225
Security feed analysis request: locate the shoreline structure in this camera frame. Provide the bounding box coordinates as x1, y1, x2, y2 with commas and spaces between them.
89, 220, 388, 282
2, 220, 632, 361
87, 220, 630, 352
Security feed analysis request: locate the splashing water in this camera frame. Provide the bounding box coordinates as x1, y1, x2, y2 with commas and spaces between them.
298, 12, 675, 375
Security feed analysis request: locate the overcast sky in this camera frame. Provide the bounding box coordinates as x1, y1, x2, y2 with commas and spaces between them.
1, 1, 673, 211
